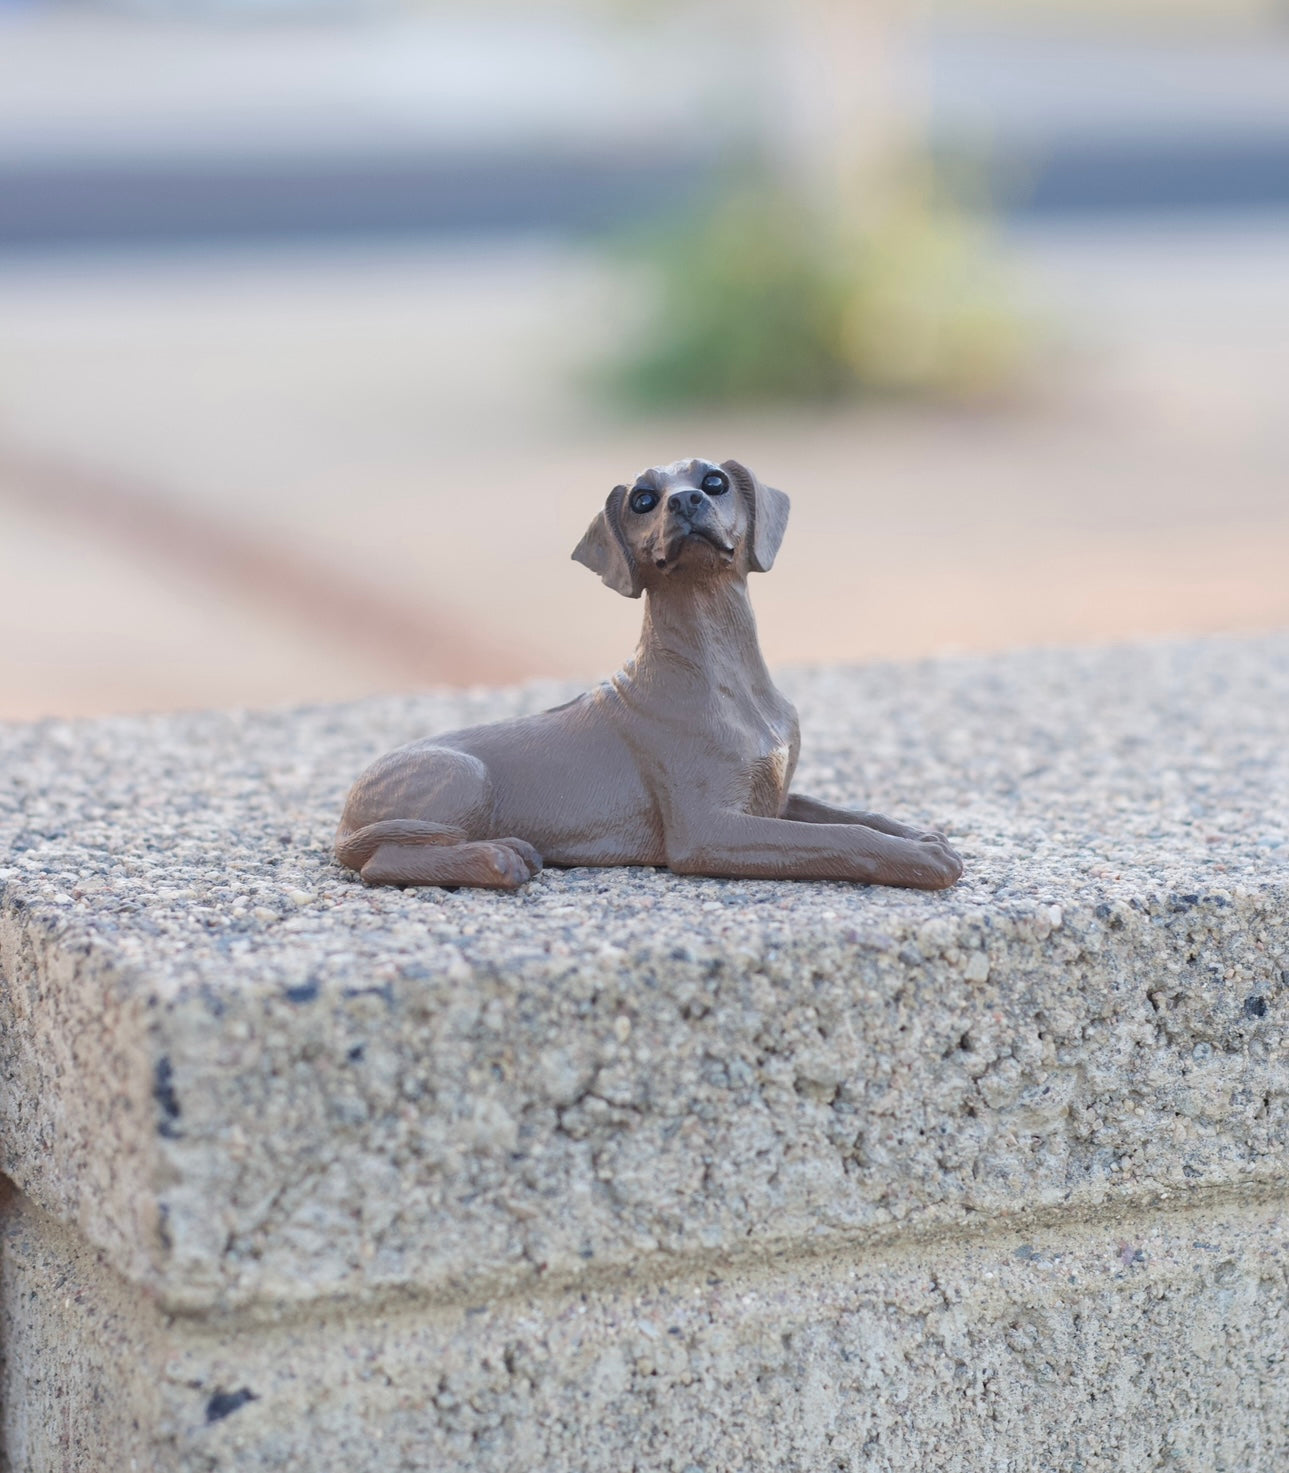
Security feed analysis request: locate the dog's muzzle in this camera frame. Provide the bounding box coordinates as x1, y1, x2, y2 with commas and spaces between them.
660, 492, 734, 562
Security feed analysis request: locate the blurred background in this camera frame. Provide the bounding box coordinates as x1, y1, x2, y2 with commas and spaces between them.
1, 0, 1286, 720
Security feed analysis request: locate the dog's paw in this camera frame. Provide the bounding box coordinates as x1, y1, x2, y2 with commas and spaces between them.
916, 836, 963, 888
475, 838, 543, 888
496, 836, 543, 876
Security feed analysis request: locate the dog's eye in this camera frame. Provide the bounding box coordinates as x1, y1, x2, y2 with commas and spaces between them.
629, 488, 660, 514
701, 470, 729, 496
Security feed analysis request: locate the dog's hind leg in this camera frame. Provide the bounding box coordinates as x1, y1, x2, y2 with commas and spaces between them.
335, 818, 469, 871
335, 745, 543, 889
360, 835, 542, 890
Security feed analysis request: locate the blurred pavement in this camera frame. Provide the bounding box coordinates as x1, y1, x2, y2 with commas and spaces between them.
1, 8, 1287, 720
2, 218, 1287, 720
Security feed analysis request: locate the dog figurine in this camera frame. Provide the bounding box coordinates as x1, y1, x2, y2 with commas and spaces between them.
335, 458, 963, 891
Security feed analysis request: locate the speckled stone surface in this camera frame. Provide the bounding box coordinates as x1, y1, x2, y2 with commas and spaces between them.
3, 635, 1289, 1470
6, 1183, 1289, 1473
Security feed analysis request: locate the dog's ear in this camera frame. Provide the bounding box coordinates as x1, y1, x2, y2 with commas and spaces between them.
722, 460, 790, 573
571, 485, 641, 598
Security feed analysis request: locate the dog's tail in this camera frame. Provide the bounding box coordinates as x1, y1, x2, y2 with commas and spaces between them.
334, 819, 468, 872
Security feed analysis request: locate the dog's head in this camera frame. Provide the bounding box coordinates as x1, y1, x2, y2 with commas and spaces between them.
572, 458, 790, 599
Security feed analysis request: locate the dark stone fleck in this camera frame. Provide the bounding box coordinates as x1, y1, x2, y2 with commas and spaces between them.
346, 1044, 365, 1063
342, 983, 394, 1006
1244, 995, 1268, 1019
206, 1388, 257, 1423
153, 1057, 181, 1136
284, 979, 320, 1005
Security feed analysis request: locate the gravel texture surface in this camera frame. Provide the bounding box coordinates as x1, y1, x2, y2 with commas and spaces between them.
2, 634, 1288, 1312
4, 635, 1286, 987
7, 1183, 1289, 1473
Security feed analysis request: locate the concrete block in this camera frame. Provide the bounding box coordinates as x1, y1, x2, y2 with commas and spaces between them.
2, 635, 1288, 1468
6, 1182, 1289, 1473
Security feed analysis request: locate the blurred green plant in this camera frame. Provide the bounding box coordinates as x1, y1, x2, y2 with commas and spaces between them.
610, 171, 1032, 408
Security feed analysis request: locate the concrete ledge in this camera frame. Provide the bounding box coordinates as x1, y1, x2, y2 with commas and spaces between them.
6, 1183, 1289, 1473
3, 635, 1289, 1468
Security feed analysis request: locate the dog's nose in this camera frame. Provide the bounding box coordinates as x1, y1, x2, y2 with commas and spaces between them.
669, 490, 704, 514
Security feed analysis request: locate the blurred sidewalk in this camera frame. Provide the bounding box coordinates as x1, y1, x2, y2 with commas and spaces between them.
2, 217, 1287, 720
1, 8, 1287, 720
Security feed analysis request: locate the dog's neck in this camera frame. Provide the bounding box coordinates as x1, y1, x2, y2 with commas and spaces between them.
635, 575, 775, 692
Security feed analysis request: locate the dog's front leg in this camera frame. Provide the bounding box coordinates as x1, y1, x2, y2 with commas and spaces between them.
783, 793, 948, 844
665, 811, 962, 890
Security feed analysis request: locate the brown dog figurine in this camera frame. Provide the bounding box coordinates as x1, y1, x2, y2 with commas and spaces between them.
335, 458, 963, 891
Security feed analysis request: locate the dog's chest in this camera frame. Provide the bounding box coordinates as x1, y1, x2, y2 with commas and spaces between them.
742, 734, 791, 814
723, 695, 797, 815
